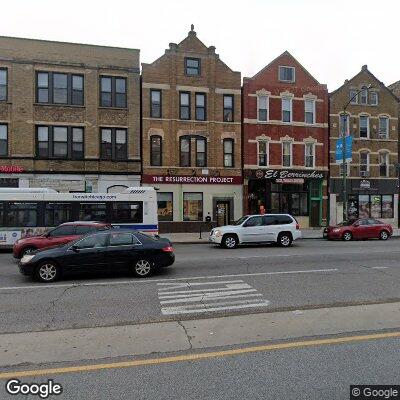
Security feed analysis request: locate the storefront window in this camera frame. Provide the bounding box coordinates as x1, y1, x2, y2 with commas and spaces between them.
183, 193, 203, 221
370, 195, 381, 219
271, 193, 280, 213
157, 192, 173, 221
358, 195, 370, 218
382, 195, 394, 218
357, 194, 393, 219
271, 183, 308, 216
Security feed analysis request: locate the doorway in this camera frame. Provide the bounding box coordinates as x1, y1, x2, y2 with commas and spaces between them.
310, 200, 321, 227
216, 201, 231, 226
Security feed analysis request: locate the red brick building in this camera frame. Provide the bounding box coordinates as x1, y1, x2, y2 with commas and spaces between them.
242, 51, 329, 227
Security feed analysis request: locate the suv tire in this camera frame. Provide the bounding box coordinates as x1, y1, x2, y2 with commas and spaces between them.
277, 233, 292, 247
222, 234, 238, 249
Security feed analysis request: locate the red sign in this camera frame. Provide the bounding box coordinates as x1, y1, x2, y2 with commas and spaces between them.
142, 174, 243, 185
0, 166, 24, 173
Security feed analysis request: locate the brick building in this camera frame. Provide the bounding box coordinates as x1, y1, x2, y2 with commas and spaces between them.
141, 26, 242, 231
0, 36, 141, 192
242, 51, 329, 228
329, 66, 400, 226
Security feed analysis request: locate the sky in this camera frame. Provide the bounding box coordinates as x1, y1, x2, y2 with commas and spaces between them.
1, 0, 399, 90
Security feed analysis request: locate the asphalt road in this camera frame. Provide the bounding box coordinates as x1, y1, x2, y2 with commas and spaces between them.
0, 239, 400, 334
0, 334, 399, 400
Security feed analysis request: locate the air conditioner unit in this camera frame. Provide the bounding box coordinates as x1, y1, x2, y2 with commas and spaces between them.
360, 171, 369, 177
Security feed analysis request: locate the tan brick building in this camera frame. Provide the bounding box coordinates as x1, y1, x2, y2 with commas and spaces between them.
329, 65, 399, 226
141, 26, 242, 231
0, 36, 141, 192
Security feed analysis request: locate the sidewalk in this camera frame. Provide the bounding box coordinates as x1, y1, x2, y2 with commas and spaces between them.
162, 228, 400, 244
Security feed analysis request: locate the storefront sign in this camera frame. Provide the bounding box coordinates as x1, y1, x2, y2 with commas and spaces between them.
276, 178, 304, 184
359, 180, 371, 189
142, 174, 243, 185
0, 165, 24, 173
252, 169, 325, 180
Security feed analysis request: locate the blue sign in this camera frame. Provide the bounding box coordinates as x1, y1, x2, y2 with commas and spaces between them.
335, 136, 353, 164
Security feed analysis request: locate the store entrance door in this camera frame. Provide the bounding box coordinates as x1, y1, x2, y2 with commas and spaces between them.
216, 201, 230, 226
310, 200, 320, 227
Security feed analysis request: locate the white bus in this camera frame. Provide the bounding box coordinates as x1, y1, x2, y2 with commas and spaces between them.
0, 187, 158, 247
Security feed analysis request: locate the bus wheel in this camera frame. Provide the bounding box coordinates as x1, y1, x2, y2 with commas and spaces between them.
133, 258, 153, 278
35, 261, 60, 283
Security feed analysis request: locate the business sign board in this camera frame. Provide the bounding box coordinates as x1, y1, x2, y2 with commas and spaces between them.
251, 169, 325, 180
142, 174, 243, 185
335, 136, 353, 164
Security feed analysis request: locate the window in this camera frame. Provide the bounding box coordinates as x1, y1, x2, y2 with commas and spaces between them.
150, 135, 162, 166
275, 215, 294, 225
258, 96, 268, 121
180, 136, 191, 167
223, 95, 234, 122
379, 152, 389, 177
258, 141, 268, 166
223, 139, 234, 167
150, 89, 161, 118
75, 225, 98, 235
157, 192, 173, 221
282, 142, 292, 167
305, 143, 315, 168
185, 58, 200, 76
360, 152, 369, 176
195, 93, 206, 121
100, 128, 127, 160
0, 69, 7, 101
379, 116, 389, 139
243, 216, 264, 227
0, 124, 7, 156
349, 89, 358, 104
282, 97, 292, 122
279, 66, 295, 82
359, 115, 369, 138
339, 114, 350, 137
111, 202, 143, 223
36, 126, 84, 159
370, 196, 382, 219
270, 183, 308, 216
179, 92, 190, 120
36, 72, 84, 106
79, 203, 107, 221
358, 195, 394, 219
48, 225, 75, 237
75, 234, 108, 249
6, 202, 37, 227
183, 193, 203, 221
360, 86, 368, 105
109, 232, 139, 246
196, 137, 206, 167
370, 91, 378, 105
382, 195, 394, 218
305, 99, 315, 124
100, 76, 127, 108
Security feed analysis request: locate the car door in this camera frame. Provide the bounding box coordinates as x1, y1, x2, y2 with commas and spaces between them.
262, 215, 278, 241
63, 232, 109, 271
44, 225, 77, 248
351, 219, 369, 239
241, 216, 265, 242
366, 219, 381, 238
105, 232, 142, 269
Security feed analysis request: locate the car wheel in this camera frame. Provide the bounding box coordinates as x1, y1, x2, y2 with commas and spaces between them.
222, 234, 238, 249
342, 231, 352, 241
277, 233, 292, 247
35, 261, 60, 283
379, 230, 389, 240
20, 246, 37, 258
133, 258, 153, 278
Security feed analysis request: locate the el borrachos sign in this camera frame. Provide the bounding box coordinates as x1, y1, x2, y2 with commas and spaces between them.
254, 169, 325, 180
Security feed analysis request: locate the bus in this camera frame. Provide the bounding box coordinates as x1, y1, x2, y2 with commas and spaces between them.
0, 187, 158, 247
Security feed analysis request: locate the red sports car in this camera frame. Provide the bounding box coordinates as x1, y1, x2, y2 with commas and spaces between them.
13, 221, 112, 258
324, 218, 393, 241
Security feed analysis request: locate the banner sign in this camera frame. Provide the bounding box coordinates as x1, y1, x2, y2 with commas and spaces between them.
335, 136, 353, 164
251, 169, 325, 180
142, 174, 243, 185
0, 166, 24, 173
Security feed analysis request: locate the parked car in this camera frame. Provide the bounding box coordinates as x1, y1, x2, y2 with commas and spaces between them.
13, 221, 112, 258
323, 218, 393, 241
18, 229, 175, 282
209, 214, 302, 249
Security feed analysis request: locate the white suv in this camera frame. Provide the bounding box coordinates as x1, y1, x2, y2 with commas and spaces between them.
209, 214, 302, 249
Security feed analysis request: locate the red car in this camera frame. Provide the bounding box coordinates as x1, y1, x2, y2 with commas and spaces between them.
13, 221, 112, 258
324, 218, 393, 241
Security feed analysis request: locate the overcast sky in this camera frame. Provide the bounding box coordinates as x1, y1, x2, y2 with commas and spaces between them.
2, 0, 399, 90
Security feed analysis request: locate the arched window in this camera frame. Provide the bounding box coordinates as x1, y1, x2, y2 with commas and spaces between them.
360, 86, 368, 105
359, 151, 369, 177
379, 116, 389, 139
379, 151, 389, 177
150, 135, 162, 166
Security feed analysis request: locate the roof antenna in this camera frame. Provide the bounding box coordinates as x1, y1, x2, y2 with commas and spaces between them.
191, 24, 194, 32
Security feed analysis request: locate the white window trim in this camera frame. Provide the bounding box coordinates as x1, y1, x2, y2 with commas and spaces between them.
278, 66, 295, 83
349, 90, 358, 105
282, 141, 292, 167
359, 115, 370, 139
304, 99, 316, 124
257, 140, 269, 166
370, 91, 379, 106
359, 151, 370, 173
378, 116, 389, 139
304, 142, 315, 168
281, 97, 293, 123
257, 95, 269, 122
360, 87, 368, 105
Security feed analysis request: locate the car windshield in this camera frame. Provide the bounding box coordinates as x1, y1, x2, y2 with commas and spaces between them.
232, 216, 249, 226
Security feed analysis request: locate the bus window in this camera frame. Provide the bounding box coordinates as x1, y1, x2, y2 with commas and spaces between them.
6, 202, 37, 227
111, 202, 143, 223
79, 203, 107, 221
0, 203, 3, 225
45, 203, 72, 226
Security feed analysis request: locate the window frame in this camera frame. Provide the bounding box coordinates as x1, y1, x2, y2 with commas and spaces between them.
183, 192, 203, 221
360, 86, 368, 105
99, 76, 127, 108
304, 142, 315, 168
223, 138, 234, 168
0, 123, 8, 157
379, 151, 389, 177
282, 141, 292, 167
349, 89, 358, 104
179, 136, 191, 167
150, 135, 162, 166
378, 116, 389, 139
35, 125, 84, 160
157, 192, 173, 222
150, 89, 162, 118
359, 151, 370, 175
223, 94, 234, 122
278, 66, 295, 83
304, 98, 315, 124
257, 95, 269, 122
370, 91, 378, 106
195, 92, 207, 121
0, 68, 8, 102
257, 140, 269, 167
179, 91, 191, 120
184, 57, 201, 76
359, 115, 370, 138
195, 137, 207, 167
282, 97, 292, 123
100, 127, 128, 161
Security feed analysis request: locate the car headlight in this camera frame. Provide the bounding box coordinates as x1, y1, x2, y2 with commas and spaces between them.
214, 230, 222, 237
20, 254, 36, 264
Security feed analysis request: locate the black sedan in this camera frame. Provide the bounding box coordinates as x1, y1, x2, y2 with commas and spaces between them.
19, 229, 175, 282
